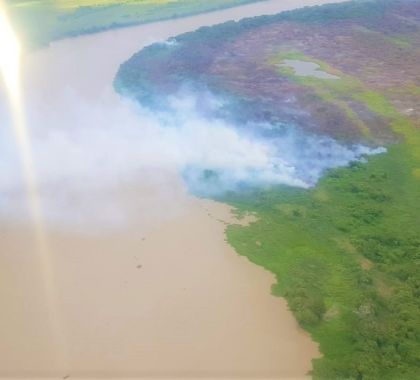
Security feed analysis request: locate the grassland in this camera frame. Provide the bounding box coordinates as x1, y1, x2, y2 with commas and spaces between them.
115, 1, 420, 378
7, 0, 262, 47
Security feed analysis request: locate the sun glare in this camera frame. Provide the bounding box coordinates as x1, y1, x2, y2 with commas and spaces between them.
0, 6, 21, 100
0, 3, 67, 367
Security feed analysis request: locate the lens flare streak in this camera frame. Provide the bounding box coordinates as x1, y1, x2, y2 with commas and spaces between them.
0, 3, 67, 369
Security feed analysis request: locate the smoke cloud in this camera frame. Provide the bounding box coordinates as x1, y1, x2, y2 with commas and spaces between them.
0, 83, 385, 230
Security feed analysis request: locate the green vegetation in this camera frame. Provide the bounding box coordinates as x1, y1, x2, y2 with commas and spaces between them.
6, 0, 262, 47
224, 76, 420, 380
222, 18, 420, 376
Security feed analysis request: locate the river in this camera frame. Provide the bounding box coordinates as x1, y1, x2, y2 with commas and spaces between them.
0, 1, 343, 378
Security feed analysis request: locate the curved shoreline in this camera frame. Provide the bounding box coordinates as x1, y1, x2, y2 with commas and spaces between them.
0, 0, 344, 378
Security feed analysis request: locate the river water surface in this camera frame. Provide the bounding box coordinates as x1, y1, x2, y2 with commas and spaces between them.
0, 1, 343, 378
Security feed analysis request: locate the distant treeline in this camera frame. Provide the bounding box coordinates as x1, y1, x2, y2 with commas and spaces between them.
7, 0, 264, 48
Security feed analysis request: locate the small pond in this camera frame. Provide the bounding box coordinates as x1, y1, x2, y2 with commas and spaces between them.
280, 59, 340, 79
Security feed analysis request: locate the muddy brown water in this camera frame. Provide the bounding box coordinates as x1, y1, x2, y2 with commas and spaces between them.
0, 1, 344, 378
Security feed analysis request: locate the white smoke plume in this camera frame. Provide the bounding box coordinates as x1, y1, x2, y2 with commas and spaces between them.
0, 84, 385, 230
